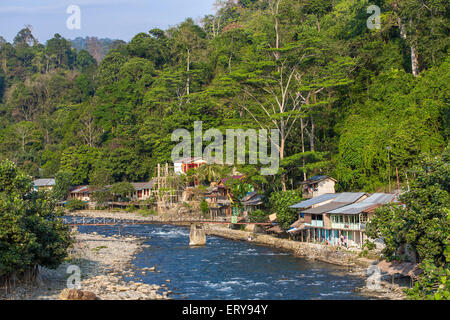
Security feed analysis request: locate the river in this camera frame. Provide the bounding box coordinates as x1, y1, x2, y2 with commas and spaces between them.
77, 223, 371, 300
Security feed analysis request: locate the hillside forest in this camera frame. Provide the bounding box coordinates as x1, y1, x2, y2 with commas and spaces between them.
0, 0, 448, 194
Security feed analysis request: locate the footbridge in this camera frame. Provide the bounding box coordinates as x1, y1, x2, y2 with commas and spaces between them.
62, 216, 271, 227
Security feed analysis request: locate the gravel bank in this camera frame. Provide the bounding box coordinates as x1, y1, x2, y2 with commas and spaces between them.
0, 231, 171, 300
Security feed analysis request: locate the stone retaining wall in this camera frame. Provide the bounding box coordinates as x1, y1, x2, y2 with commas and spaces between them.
204, 225, 375, 269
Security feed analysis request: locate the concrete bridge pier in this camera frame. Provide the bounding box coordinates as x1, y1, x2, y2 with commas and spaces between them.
189, 224, 206, 246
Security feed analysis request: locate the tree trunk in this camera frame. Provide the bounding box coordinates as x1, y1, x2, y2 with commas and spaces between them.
272, 0, 281, 61
186, 49, 191, 96
398, 17, 419, 77
310, 114, 316, 153
301, 117, 307, 181
411, 42, 419, 77
280, 136, 287, 192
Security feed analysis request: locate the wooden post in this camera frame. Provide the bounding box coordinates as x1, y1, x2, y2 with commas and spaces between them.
360, 231, 363, 248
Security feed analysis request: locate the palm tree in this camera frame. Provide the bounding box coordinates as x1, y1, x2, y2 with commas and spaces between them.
195, 164, 232, 184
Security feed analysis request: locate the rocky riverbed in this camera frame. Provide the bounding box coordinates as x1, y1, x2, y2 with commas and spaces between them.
0, 231, 171, 300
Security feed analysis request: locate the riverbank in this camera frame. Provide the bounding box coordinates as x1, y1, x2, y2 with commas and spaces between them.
0, 230, 171, 300
66, 210, 408, 300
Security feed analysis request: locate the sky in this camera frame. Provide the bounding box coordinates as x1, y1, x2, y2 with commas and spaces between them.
0, 0, 217, 43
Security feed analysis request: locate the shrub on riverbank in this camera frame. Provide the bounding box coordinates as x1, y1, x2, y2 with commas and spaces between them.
65, 199, 88, 212
366, 148, 450, 300
248, 209, 270, 223
0, 160, 73, 291
269, 191, 303, 230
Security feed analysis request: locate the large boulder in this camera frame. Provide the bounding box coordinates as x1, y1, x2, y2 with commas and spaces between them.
59, 288, 98, 300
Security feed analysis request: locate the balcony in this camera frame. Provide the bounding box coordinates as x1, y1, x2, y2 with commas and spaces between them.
310, 220, 324, 228
331, 222, 361, 231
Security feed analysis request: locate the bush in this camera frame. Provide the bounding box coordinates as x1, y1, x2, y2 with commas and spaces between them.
269, 190, 303, 230
137, 208, 157, 217
126, 204, 136, 212
362, 240, 377, 251
248, 209, 269, 223
0, 160, 73, 285
110, 182, 135, 200
200, 200, 209, 216
65, 199, 88, 212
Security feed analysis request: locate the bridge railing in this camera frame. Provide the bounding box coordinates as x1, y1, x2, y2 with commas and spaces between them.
61, 215, 266, 226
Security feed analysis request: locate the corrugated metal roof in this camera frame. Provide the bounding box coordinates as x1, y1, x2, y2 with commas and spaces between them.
303, 202, 351, 214
299, 175, 337, 185
173, 157, 205, 164
70, 186, 89, 193
361, 193, 396, 204
220, 175, 245, 184
329, 193, 396, 215
132, 181, 155, 190
242, 198, 263, 206
334, 192, 367, 203
33, 178, 56, 187
301, 193, 367, 214
241, 192, 259, 202
290, 193, 339, 209
328, 202, 377, 215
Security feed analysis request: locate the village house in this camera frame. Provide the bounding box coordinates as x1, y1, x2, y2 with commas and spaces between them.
288, 193, 339, 236
32, 178, 56, 192
130, 181, 155, 201
241, 192, 264, 213
289, 192, 397, 248
204, 175, 247, 220
68, 181, 155, 207
300, 175, 337, 199
204, 185, 231, 219
174, 157, 207, 175
289, 192, 368, 246
327, 193, 397, 247
69, 185, 94, 202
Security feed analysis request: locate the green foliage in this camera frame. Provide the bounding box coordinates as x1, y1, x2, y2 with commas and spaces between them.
125, 204, 136, 212
0, 2, 447, 200
138, 208, 157, 217
367, 148, 449, 264
366, 147, 449, 300
110, 182, 135, 201
51, 171, 73, 201
269, 190, 303, 230
248, 209, 269, 223
334, 65, 448, 191
200, 200, 209, 216
59, 145, 101, 186
405, 258, 450, 300
65, 198, 88, 212
91, 189, 112, 206
0, 160, 72, 279
362, 240, 377, 251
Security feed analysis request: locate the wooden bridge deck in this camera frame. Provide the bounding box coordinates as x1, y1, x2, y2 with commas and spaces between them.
62, 216, 271, 227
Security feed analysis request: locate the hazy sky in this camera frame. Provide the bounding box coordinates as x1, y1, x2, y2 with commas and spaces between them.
0, 0, 216, 43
